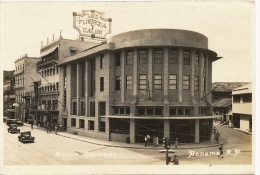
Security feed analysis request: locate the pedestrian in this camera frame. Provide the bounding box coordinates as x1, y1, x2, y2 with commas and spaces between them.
55, 123, 59, 134
210, 132, 215, 144
215, 131, 220, 144
156, 136, 159, 147
172, 155, 179, 165
31, 119, 34, 129
144, 136, 148, 147
48, 123, 52, 133
218, 144, 224, 158
213, 127, 216, 134
175, 138, 179, 148
153, 135, 156, 147
146, 135, 150, 146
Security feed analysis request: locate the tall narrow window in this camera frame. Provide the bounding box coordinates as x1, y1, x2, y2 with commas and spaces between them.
203, 77, 206, 91
100, 54, 104, 68
183, 75, 190, 90
169, 74, 177, 90
169, 50, 178, 64
139, 74, 147, 90
154, 74, 162, 90
195, 76, 199, 91
81, 102, 85, 116
154, 49, 163, 64
99, 102, 106, 116
72, 102, 77, 115
139, 50, 147, 64
100, 77, 104, 92
88, 121, 94, 130
195, 52, 199, 66
183, 51, 190, 65
79, 119, 85, 128
126, 50, 133, 65
115, 52, 121, 67
126, 75, 132, 90
90, 102, 95, 117
115, 76, 121, 90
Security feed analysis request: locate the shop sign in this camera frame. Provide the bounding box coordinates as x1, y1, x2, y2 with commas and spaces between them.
73, 10, 112, 39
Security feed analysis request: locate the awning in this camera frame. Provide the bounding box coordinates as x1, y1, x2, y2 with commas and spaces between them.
39, 46, 58, 58
107, 115, 222, 119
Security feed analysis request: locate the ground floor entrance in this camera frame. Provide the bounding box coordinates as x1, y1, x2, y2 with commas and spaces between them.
135, 119, 164, 143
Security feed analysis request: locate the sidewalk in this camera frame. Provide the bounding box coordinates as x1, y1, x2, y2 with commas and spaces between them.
24, 123, 222, 151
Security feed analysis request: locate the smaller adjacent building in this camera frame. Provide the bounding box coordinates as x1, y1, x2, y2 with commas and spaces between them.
3, 70, 15, 118
14, 55, 40, 121
212, 82, 249, 122
232, 83, 252, 133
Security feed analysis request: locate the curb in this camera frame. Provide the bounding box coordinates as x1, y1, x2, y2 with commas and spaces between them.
24, 124, 224, 150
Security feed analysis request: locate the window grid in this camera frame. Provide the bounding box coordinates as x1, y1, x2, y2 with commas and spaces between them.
169, 50, 178, 64
139, 50, 147, 64
126, 75, 132, 90
169, 74, 177, 90
195, 76, 199, 91
139, 74, 147, 90
183, 51, 190, 65
154, 50, 163, 64
183, 75, 190, 90
126, 51, 133, 65
154, 74, 162, 90
115, 76, 121, 90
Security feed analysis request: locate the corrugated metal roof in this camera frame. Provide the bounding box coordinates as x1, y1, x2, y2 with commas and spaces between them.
212, 82, 249, 92
213, 98, 232, 107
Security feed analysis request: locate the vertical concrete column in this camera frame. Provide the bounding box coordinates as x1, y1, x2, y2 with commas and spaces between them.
163, 48, 169, 117
130, 118, 135, 143
121, 51, 125, 102
194, 119, 200, 143
178, 49, 183, 102
85, 61, 89, 116
148, 48, 153, 100
191, 50, 195, 101
164, 119, 170, 138
132, 49, 138, 97
66, 65, 71, 127
199, 52, 204, 100
131, 49, 138, 116
77, 63, 82, 115
58, 66, 64, 123
105, 117, 110, 141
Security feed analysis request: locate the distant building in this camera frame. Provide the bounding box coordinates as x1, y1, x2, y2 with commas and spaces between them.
14, 55, 40, 121
59, 29, 221, 143
212, 82, 249, 122
3, 70, 15, 118
232, 83, 252, 132
34, 37, 98, 126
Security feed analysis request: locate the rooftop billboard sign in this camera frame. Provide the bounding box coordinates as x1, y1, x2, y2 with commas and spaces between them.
73, 10, 112, 39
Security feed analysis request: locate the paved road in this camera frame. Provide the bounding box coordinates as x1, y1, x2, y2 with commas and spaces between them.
3, 122, 252, 165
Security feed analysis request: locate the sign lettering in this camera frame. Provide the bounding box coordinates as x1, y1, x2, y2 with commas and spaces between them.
73, 10, 112, 39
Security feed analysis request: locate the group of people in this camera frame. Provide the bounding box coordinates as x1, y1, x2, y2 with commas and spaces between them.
210, 127, 221, 144
44, 122, 61, 134
144, 135, 159, 147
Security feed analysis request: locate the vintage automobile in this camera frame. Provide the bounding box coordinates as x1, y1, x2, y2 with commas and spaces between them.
6, 119, 17, 126
7, 124, 20, 133
16, 120, 24, 126
18, 131, 35, 143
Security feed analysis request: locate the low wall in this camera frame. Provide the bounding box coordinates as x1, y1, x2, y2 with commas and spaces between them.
110, 133, 129, 142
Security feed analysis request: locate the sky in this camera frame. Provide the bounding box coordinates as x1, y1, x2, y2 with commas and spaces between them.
0, 1, 256, 82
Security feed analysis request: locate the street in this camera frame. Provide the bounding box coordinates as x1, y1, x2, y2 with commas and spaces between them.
3, 122, 252, 165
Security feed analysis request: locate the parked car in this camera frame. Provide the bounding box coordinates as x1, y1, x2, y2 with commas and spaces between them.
18, 131, 35, 143
16, 120, 24, 126
6, 119, 17, 126
7, 124, 20, 133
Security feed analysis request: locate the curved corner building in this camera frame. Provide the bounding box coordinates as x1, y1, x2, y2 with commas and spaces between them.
59, 29, 221, 143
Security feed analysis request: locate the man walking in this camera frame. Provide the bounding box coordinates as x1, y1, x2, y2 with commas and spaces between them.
215, 131, 220, 144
